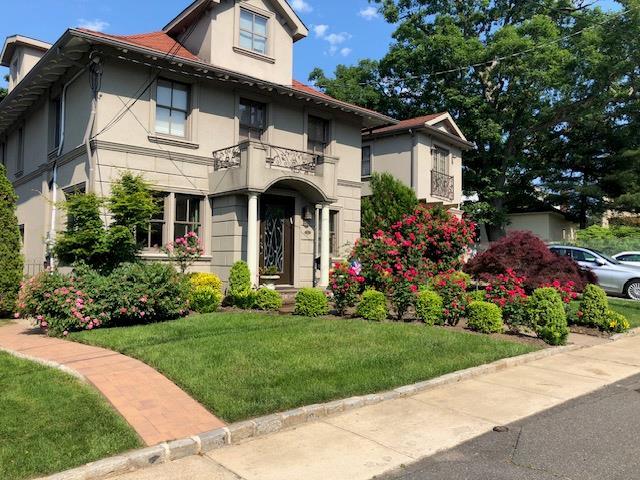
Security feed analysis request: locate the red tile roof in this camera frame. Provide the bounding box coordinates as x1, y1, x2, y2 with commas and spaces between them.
78, 29, 200, 62
365, 113, 447, 135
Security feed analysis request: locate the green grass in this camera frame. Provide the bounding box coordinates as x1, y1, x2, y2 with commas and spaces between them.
0, 352, 141, 480
609, 298, 640, 328
72, 313, 538, 423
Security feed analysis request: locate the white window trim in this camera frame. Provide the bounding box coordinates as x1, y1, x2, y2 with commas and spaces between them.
148, 77, 199, 144
234, 4, 276, 63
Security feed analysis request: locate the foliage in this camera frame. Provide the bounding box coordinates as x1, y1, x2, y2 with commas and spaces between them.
16, 263, 189, 336
294, 288, 329, 317
605, 309, 630, 334
465, 231, 594, 291
0, 164, 23, 316
415, 289, 443, 326
429, 270, 469, 326
467, 301, 504, 334
227, 261, 254, 308
541, 280, 578, 304
356, 289, 388, 322
484, 269, 529, 327
578, 284, 609, 328
469, 289, 487, 302
190, 286, 221, 313
107, 172, 160, 235
360, 172, 418, 238
162, 232, 204, 274
574, 225, 640, 256
329, 261, 365, 315
254, 288, 283, 311
189, 272, 223, 296
527, 288, 569, 346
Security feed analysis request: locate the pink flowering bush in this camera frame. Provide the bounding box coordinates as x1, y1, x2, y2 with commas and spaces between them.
484, 269, 530, 327
329, 261, 365, 315
429, 271, 470, 325
163, 232, 204, 273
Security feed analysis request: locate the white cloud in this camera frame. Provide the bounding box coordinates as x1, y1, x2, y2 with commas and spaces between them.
340, 47, 352, 57
77, 18, 110, 32
313, 24, 329, 38
290, 0, 313, 13
325, 32, 351, 45
358, 6, 379, 20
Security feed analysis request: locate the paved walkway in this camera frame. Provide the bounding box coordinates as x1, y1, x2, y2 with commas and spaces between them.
110, 334, 640, 480
0, 320, 225, 446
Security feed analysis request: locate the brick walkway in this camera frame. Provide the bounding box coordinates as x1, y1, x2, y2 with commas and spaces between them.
0, 320, 225, 446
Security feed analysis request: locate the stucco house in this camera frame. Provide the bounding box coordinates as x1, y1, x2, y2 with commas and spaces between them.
361, 112, 474, 215
0, 0, 396, 288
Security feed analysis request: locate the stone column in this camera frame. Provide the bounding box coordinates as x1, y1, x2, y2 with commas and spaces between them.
320, 204, 330, 288
247, 192, 259, 287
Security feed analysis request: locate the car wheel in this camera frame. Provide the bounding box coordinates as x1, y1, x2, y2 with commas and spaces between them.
625, 280, 640, 300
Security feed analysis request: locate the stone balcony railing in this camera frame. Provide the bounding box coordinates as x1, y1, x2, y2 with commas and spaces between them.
431, 170, 455, 201
210, 140, 338, 201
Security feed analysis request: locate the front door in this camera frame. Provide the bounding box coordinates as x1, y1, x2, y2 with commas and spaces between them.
260, 195, 295, 285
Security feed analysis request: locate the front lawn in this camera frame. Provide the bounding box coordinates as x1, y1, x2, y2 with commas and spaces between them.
609, 298, 640, 329
72, 313, 538, 423
0, 352, 141, 480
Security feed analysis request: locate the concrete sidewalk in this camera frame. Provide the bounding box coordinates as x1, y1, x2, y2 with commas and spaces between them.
109, 334, 640, 480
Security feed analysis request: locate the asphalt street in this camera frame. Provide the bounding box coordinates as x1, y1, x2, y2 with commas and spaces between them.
380, 373, 640, 480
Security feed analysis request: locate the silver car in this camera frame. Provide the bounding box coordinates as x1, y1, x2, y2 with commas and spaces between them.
612, 251, 640, 267
550, 246, 640, 300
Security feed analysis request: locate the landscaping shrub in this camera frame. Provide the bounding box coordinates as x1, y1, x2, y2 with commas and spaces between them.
484, 269, 529, 328
527, 288, 569, 345
469, 290, 486, 302
429, 270, 469, 326
415, 289, 444, 326
605, 309, 630, 333
356, 289, 388, 321
575, 225, 640, 256
465, 231, 594, 292
361, 172, 418, 238
162, 232, 204, 274
329, 261, 364, 315
294, 288, 329, 317
189, 272, 223, 296
0, 164, 23, 316
190, 286, 222, 313
254, 288, 283, 311
578, 284, 609, 328
467, 301, 503, 334
228, 261, 254, 308
565, 301, 581, 325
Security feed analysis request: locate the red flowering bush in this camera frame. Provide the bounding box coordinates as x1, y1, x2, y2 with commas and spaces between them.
329, 261, 365, 315
465, 231, 595, 292
541, 280, 578, 304
484, 269, 529, 327
430, 271, 470, 325
163, 232, 204, 273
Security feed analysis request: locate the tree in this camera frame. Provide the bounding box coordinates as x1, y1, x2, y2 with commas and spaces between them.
361, 172, 418, 238
313, 1, 640, 238
0, 164, 23, 315
108, 172, 160, 235
0, 74, 8, 102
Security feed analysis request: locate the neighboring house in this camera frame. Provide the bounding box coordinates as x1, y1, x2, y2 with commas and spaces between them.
0, 0, 395, 287
361, 113, 474, 214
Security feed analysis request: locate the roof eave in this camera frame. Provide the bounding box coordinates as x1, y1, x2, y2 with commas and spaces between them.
363, 124, 475, 150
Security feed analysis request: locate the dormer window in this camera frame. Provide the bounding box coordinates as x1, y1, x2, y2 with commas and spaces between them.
239, 9, 268, 55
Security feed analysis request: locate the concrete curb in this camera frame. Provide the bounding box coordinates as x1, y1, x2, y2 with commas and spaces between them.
0, 346, 88, 383
610, 326, 640, 341
36, 342, 585, 480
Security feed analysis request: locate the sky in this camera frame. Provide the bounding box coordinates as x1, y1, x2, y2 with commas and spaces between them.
0, 0, 396, 87
0, 0, 621, 88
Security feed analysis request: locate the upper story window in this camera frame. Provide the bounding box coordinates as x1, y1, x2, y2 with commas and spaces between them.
432, 146, 450, 175
16, 127, 24, 175
361, 145, 372, 178
239, 9, 268, 55
10, 59, 19, 85
239, 98, 266, 141
156, 79, 189, 138
307, 116, 330, 155
174, 194, 202, 238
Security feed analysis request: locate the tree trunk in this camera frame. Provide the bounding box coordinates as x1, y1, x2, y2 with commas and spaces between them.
486, 197, 507, 242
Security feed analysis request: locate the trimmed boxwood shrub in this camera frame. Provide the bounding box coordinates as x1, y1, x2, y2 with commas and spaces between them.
469, 290, 487, 302
527, 287, 569, 345
254, 288, 283, 311
190, 286, 221, 313
356, 289, 388, 322
578, 284, 608, 328
294, 288, 329, 317
415, 289, 444, 326
467, 301, 503, 334
0, 164, 24, 316
228, 261, 254, 308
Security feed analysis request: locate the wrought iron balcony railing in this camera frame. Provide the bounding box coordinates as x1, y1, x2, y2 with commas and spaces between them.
213, 141, 324, 173
431, 170, 455, 200
212, 145, 241, 170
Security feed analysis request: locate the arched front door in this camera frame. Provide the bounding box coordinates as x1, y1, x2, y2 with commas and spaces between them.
260, 195, 295, 285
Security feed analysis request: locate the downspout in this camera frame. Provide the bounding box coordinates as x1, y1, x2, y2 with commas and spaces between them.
84, 54, 102, 194
48, 65, 88, 268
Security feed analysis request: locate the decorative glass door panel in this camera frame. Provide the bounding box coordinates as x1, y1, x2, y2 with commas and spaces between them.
263, 206, 285, 273
260, 196, 294, 285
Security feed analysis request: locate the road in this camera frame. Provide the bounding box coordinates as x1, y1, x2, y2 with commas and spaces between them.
381, 373, 640, 480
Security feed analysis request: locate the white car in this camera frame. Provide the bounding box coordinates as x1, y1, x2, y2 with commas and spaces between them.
612, 252, 640, 267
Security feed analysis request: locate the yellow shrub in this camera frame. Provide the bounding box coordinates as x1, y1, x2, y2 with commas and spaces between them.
189, 273, 223, 297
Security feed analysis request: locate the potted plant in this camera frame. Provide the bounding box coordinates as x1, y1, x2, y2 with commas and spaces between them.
260, 266, 281, 289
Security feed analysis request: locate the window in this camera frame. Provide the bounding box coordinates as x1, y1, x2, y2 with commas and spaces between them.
18, 225, 24, 244
239, 98, 266, 141
174, 194, 202, 238
0, 142, 5, 167
361, 146, 371, 177
156, 79, 189, 137
307, 116, 329, 154
618, 254, 640, 262
10, 59, 18, 84
572, 249, 597, 263
53, 97, 62, 149
17, 127, 24, 174
63, 183, 86, 198
137, 194, 166, 249
239, 8, 268, 55
432, 146, 449, 175
319, 210, 339, 256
